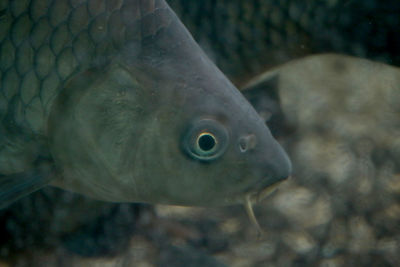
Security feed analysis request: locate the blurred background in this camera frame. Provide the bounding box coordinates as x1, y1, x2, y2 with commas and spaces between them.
169, 0, 400, 85
1, 0, 399, 266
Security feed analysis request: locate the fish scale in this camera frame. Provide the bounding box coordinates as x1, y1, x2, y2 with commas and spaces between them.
0, 0, 172, 176
0, 0, 145, 136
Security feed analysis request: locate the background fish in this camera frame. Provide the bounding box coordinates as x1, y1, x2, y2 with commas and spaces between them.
168, 0, 400, 85
240, 54, 400, 267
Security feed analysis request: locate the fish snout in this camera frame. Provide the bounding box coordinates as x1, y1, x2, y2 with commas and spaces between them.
250, 144, 291, 204
271, 142, 292, 181
239, 133, 291, 177
239, 133, 291, 189
265, 140, 292, 185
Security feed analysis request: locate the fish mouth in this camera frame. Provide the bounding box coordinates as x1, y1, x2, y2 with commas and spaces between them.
245, 173, 289, 203
247, 176, 289, 204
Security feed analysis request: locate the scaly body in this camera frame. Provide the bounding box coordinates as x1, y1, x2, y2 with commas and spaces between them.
0, 0, 174, 174
0, 0, 154, 172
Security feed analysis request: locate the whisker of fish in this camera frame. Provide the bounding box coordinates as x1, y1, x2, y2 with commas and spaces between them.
244, 193, 264, 238
244, 179, 289, 238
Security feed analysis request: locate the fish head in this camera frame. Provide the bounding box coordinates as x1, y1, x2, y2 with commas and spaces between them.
47, 0, 291, 206
129, 56, 292, 207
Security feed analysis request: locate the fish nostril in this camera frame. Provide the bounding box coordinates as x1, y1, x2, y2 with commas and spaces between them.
239, 134, 257, 152
239, 138, 248, 152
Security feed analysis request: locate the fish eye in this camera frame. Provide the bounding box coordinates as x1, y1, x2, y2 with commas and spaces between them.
183, 119, 229, 161
196, 132, 217, 153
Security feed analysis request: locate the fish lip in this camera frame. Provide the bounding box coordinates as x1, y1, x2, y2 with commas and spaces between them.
247, 175, 290, 203
222, 175, 289, 205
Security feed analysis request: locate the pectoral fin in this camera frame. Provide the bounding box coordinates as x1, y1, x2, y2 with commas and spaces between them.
0, 165, 53, 209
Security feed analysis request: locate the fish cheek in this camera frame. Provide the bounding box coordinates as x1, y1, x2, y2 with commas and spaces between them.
130, 119, 219, 205
164, 160, 228, 205
164, 149, 247, 205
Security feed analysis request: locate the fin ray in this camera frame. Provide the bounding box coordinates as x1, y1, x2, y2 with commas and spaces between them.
0, 167, 53, 209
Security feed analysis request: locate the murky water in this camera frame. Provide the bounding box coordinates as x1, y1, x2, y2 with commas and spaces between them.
1, 0, 399, 266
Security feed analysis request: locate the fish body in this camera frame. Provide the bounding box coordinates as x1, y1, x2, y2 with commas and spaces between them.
0, 0, 291, 208
245, 53, 400, 140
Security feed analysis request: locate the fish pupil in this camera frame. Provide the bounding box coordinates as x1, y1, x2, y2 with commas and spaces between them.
198, 133, 216, 152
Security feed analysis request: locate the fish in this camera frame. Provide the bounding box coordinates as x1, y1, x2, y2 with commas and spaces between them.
0, 0, 291, 230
